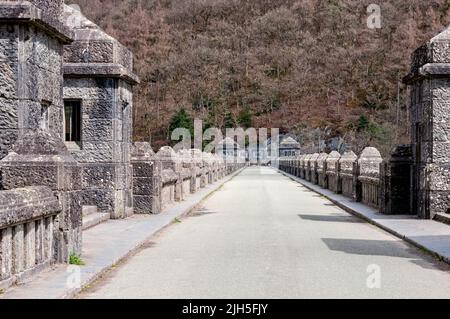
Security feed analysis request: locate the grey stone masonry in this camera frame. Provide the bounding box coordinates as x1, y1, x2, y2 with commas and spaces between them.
191, 149, 203, 192
299, 154, 307, 179
61, 5, 139, 219
316, 153, 329, 188
325, 151, 341, 193
357, 147, 383, 208
380, 145, 414, 215
403, 26, 450, 219
278, 145, 416, 216
178, 149, 193, 201
0, 186, 60, 289
0, 0, 73, 161
309, 153, 320, 185
339, 151, 358, 199
131, 142, 161, 215
0, 129, 83, 263
156, 146, 181, 208
303, 154, 313, 181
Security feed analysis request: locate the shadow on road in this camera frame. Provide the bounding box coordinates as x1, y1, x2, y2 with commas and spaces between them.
322, 238, 423, 259
299, 214, 364, 224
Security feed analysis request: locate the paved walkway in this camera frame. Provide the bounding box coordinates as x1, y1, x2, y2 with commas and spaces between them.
80, 167, 450, 299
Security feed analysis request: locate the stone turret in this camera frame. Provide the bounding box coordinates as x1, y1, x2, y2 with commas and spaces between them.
60, 4, 139, 219
403, 26, 450, 219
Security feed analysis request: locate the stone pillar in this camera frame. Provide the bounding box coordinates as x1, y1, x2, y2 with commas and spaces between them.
131, 142, 162, 214
317, 153, 329, 188
191, 149, 203, 192
178, 149, 193, 200
357, 147, 383, 208
0, 130, 82, 263
380, 145, 413, 215
326, 151, 341, 193
403, 29, 450, 219
339, 151, 358, 199
156, 146, 182, 202
309, 153, 320, 184
0, 1, 72, 161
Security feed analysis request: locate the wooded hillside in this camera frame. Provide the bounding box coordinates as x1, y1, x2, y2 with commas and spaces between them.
70, 0, 450, 154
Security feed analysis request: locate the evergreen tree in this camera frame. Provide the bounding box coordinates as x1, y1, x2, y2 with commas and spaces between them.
237, 107, 252, 128
169, 107, 194, 146
224, 111, 236, 129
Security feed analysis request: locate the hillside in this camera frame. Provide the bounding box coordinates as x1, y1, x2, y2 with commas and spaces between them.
69, 0, 450, 154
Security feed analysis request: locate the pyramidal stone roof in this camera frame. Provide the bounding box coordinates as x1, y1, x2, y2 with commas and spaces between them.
61, 4, 139, 84
280, 137, 300, 148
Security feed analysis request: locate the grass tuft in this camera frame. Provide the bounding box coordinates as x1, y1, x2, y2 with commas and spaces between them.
69, 253, 85, 266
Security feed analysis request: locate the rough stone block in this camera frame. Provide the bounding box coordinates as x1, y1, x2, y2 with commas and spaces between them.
0, 227, 12, 280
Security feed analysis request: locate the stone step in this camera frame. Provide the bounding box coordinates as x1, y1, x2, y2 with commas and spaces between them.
82, 212, 111, 231
82, 206, 98, 217
434, 213, 450, 226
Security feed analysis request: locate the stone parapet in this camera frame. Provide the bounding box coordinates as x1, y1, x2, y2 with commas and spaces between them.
316, 153, 329, 188
339, 151, 358, 199
131, 142, 161, 214
380, 145, 413, 215
0, 186, 60, 289
325, 151, 341, 193
0, 129, 82, 263
357, 147, 383, 208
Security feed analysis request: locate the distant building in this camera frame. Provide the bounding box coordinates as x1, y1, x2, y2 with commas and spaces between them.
279, 137, 301, 157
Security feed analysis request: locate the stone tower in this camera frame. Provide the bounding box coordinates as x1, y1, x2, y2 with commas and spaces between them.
403, 27, 450, 219
61, 5, 139, 219
0, 0, 73, 159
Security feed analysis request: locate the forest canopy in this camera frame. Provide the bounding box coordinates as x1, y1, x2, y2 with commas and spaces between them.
70, 0, 450, 154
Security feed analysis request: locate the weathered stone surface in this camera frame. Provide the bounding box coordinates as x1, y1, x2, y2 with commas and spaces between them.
380, 145, 413, 215
0, 186, 60, 285
1, 130, 82, 263
0, 186, 61, 229
357, 147, 382, 208
308, 153, 320, 184
358, 147, 382, 180
404, 26, 450, 218
0, 1, 72, 43
316, 153, 329, 188
326, 151, 341, 193
131, 142, 161, 214
339, 151, 357, 198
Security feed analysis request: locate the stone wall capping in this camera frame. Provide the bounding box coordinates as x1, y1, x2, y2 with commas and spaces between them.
0, 1, 73, 43
63, 63, 140, 84
0, 186, 59, 228
131, 142, 155, 161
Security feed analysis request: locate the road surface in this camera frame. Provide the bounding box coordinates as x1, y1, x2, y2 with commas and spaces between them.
80, 167, 450, 299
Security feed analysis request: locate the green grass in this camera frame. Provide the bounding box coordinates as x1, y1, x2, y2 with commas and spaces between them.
69, 253, 85, 266
0, 289, 4, 295
173, 217, 182, 224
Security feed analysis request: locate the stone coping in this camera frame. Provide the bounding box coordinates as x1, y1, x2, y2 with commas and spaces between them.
63, 63, 140, 84
403, 63, 450, 84
0, 186, 60, 228
0, 2, 73, 43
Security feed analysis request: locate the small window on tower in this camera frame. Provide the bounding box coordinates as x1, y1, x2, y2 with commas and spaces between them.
40, 101, 50, 130
64, 100, 81, 143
